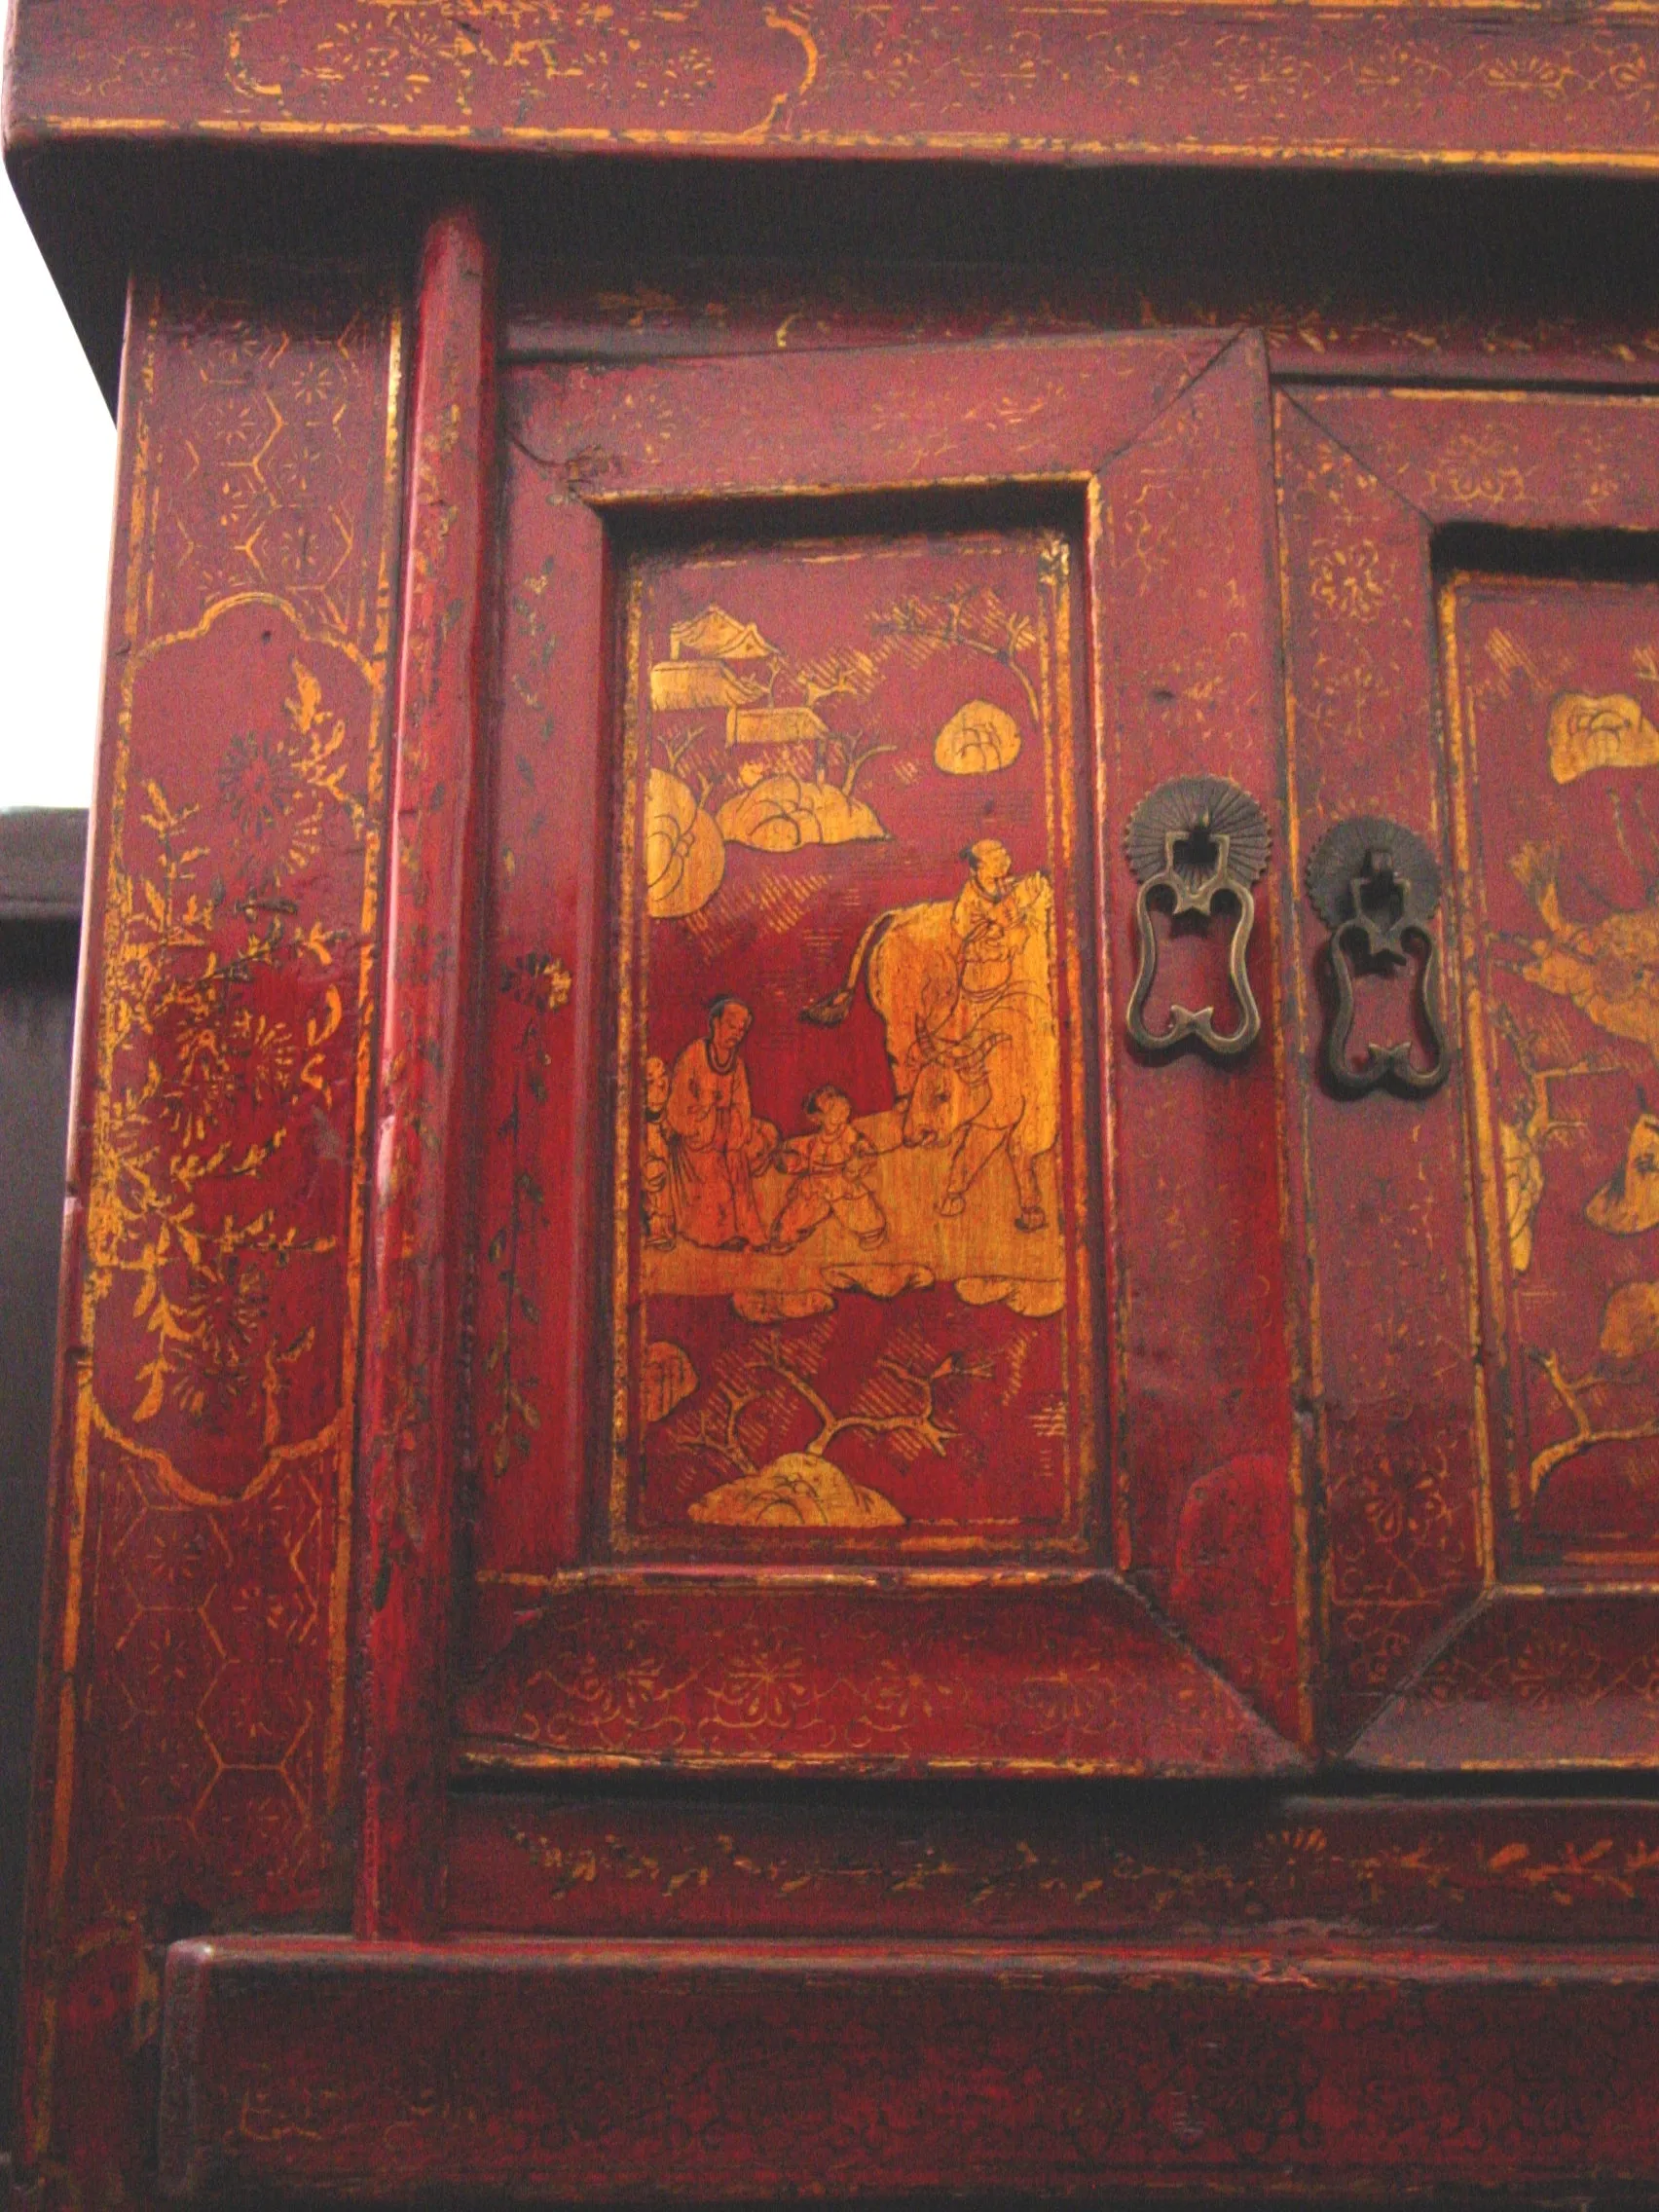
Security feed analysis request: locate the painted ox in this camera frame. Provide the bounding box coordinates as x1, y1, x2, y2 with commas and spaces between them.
803, 882, 1060, 1230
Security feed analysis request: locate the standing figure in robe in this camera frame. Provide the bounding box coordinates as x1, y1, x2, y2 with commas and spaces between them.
663, 997, 777, 1249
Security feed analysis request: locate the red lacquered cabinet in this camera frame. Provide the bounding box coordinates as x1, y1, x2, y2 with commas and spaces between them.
12, 5, 1659, 2203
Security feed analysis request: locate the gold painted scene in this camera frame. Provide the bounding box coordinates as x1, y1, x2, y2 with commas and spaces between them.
1450, 575, 1659, 1560
614, 531, 1096, 1548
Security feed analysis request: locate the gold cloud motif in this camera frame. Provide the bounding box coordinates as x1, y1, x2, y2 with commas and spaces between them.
1547, 690, 1659, 784
642, 1341, 699, 1424
954, 1274, 1064, 1315
935, 698, 1021, 776
717, 769, 888, 852
821, 1263, 935, 1298
731, 1290, 836, 1321
645, 766, 725, 919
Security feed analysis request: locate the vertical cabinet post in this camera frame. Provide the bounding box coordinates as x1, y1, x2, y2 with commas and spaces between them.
357, 208, 498, 1937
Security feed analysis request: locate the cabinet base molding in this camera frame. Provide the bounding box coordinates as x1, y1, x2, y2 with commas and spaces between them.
160, 1933, 1659, 2200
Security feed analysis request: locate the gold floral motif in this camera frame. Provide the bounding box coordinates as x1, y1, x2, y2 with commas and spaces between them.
93, 733, 354, 1435
1307, 537, 1386, 625
1427, 430, 1527, 507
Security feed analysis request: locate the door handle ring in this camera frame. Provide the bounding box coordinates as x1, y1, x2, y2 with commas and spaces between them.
1124, 774, 1271, 1062
1306, 814, 1452, 1098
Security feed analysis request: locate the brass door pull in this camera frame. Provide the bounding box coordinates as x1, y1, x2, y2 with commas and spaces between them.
1124, 775, 1271, 1061
1306, 815, 1451, 1098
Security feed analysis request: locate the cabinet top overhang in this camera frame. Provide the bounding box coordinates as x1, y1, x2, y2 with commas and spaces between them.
11, 0, 1659, 175
8, 0, 1659, 405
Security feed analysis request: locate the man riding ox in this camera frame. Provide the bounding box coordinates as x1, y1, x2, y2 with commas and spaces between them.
803, 839, 1060, 1232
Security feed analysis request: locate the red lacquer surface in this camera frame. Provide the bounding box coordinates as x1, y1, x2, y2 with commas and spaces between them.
449, 1788, 1659, 1944
1276, 394, 1487, 1747
469, 330, 1226, 1611
1446, 574, 1659, 1564
615, 530, 1093, 1551
458, 1574, 1296, 1774
1098, 332, 1304, 1738
21, 205, 1659, 2212
504, 262, 1659, 392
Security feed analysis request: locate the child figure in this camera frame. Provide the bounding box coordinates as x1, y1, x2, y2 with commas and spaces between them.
769, 1087, 887, 1253
641, 1055, 675, 1249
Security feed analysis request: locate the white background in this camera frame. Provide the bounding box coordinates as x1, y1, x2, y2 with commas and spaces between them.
0, 164, 118, 811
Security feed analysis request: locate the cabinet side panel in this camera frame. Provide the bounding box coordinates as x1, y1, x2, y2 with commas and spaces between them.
17, 271, 405, 2204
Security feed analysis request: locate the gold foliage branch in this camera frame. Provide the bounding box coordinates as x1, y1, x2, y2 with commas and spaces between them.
93, 671, 362, 1429
673, 1328, 989, 1483
869, 585, 1041, 722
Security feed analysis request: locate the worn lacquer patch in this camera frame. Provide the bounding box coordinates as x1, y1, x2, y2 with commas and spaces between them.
612, 530, 1098, 1552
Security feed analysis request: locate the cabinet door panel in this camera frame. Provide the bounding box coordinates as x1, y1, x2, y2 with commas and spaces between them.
1281, 387, 1659, 1764
461, 332, 1310, 1773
